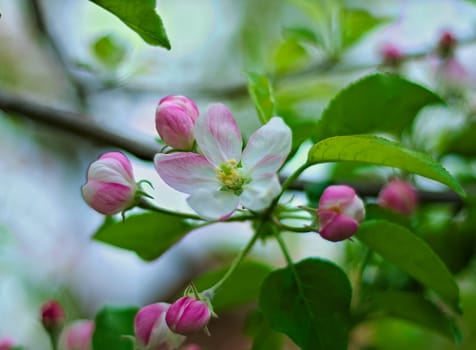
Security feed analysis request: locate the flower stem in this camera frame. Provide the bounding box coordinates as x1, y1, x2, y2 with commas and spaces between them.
272, 216, 313, 233
275, 232, 295, 267
138, 198, 203, 220
204, 229, 261, 297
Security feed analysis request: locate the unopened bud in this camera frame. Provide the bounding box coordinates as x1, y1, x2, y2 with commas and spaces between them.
156, 95, 199, 150
57, 320, 94, 350
437, 31, 457, 58
317, 185, 365, 242
0, 338, 15, 350
41, 300, 65, 331
135, 303, 185, 350
378, 179, 418, 216
380, 43, 403, 68
166, 296, 211, 335
82, 152, 138, 215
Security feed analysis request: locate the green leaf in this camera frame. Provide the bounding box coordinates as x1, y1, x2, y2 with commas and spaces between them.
88, 0, 170, 49
273, 39, 310, 74
341, 9, 387, 48
93, 213, 194, 261
247, 72, 276, 124
92, 305, 139, 350
366, 291, 459, 342
245, 310, 284, 350
356, 220, 461, 313
194, 261, 272, 312
260, 258, 351, 350
91, 34, 128, 69
282, 26, 320, 46
315, 74, 444, 140
307, 134, 465, 196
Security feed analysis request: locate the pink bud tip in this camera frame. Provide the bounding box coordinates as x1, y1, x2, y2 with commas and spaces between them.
135, 303, 185, 350
378, 179, 418, 216
156, 95, 199, 150
57, 320, 94, 350
317, 185, 365, 242
41, 300, 65, 330
166, 296, 211, 335
380, 43, 403, 66
438, 31, 456, 57
0, 338, 15, 350
81, 151, 137, 215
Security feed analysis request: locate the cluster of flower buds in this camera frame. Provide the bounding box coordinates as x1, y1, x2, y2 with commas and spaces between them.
317, 185, 366, 242
134, 296, 212, 350
378, 179, 418, 216
39, 300, 94, 350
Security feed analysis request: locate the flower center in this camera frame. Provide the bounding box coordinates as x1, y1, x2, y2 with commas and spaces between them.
216, 159, 249, 195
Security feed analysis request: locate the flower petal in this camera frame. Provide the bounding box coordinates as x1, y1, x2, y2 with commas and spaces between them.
240, 175, 281, 211
318, 185, 356, 211
98, 151, 134, 180
318, 210, 358, 242
155, 153, 218, 194
81, 181, 134, 215
194, 103, 242, 165
187, 190, 239, 220
241, 117, 292, 178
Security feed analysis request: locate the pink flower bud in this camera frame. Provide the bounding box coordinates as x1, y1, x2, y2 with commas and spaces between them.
82, 152, 137, 215
437, 31, 456, 58
380, 43, 403, 67
156, 95, 199, 150
41, 300, 65, 330
317, 185, 365, 242
135, 303, 185, 350
180, 345, 201, 350
0, 338, 15, 350
58, 320, 94, 350
378, 179, 418, 216
165, 297, 211, 336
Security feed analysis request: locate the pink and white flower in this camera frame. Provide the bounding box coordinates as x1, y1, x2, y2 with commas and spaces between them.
165, 296, 211, 335
317, 185, 365, 242
135, 303, 185, 350
82, 152, 137, 215
154, 104, 292, 220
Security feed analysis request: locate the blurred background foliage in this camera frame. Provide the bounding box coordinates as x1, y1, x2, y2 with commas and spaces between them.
2, 0, 476, 349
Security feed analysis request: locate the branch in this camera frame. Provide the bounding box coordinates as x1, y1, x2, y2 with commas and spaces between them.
0, 90, 465, 204
0, 91, 158, 160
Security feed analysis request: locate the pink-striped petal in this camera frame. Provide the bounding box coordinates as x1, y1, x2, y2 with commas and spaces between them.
154, 153, 218, 194
240, 175, 281, 211
318, 185, 356, 211
187, 189, 239, 220
81, 181, 134, 215
88, 158, 134, 187
194, 104, 242, 165
98, 151, 134, 180
318, 210, 358, 242
241, 117, 291, 178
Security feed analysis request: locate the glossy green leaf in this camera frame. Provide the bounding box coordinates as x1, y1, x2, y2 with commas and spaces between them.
195, 261, 271, 312
260, 258, 351, 350
307, 135, 465, 196
88, 0, 170, 49
245, 310, 284, 350
341, 9, 387, 48
92, 305, 138, 350
315, 74, 444, 140
91, 34, 128, 69
247, 72, 276, 124
357, 220, 461, 313
282, 26, 320, 46
273, 39, 310, 74
367, 291, 459, 341
93, 213, 194, 261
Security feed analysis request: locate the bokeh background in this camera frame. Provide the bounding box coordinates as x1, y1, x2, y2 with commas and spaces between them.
2, 0, 476, 349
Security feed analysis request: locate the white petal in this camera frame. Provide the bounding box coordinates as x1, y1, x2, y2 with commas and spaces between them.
154, 153, 219, 194
187, 190, 239, 220
194, 103, 243, 165
240, 175, 281, 211
241, 117, 292, 178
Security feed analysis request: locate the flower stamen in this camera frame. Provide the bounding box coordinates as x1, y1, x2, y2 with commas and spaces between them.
216, 159, 249, 195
